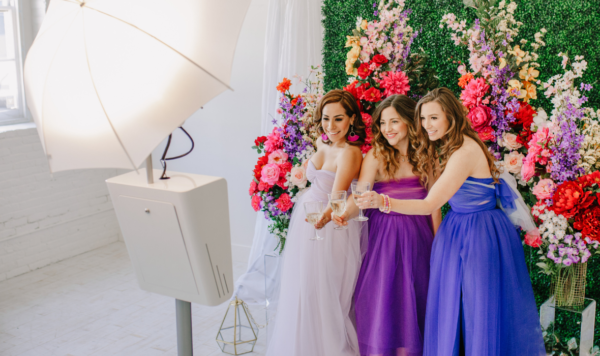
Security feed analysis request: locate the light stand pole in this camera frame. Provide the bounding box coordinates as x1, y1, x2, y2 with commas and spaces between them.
146, 154, 193, 356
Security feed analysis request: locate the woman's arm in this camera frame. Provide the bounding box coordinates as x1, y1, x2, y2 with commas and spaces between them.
315, 146, 363, 229
332, 150, 378, 225
428, 154, 442, 235
357, 146, 474, 215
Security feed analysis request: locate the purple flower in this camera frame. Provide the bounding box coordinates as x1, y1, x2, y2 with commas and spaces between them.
562, 257, 573, 266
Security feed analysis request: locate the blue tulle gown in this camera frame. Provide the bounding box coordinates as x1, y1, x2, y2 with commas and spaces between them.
423, 177, 545, 356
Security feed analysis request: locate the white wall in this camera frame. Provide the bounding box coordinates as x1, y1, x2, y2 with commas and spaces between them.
0, 125, 123, 282
151, 0, 268, 250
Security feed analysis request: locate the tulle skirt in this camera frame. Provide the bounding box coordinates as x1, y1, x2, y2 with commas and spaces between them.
355, 209, 434, 356
423, 208, 545, 356
265, 189, 364, 356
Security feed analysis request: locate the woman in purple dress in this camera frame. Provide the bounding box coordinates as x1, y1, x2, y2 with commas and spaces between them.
334, 95, 442, 356
356, 88, 545, 356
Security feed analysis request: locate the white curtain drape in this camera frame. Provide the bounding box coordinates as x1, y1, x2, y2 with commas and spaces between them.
233, 0, 323, 307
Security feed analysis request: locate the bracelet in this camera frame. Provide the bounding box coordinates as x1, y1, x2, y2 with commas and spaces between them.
379, 194, 391, 214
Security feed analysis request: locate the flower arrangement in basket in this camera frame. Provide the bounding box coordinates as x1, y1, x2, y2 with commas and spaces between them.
344, 0, 439, 153
441, 0, 600, 307
249, 68, 324, 252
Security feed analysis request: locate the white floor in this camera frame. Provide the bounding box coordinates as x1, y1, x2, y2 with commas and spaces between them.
0, 242, 268, 356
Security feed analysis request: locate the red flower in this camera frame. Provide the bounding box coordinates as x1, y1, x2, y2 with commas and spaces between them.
467, 105, 493, 132
276, 78, 291, 93
249, 181, 258, 196
578, 171, 600, 188
276, 193, 293, 212
276, 176, 288, 189
254, 136, 267, 146
291, 95, 299, 107
357, 63, 373, 79
574, 206, 600, 242
279, 162, 292, 177
551, 181, 593, 219
509, 101, 536, 148
361, 113, 372, 128
258, 181, 272, 192
251, 195, 262, 212
253, 155, 269, 180
371, 54, 388, 66
363, 87, 382, 102
477, 126, 496, 142
524, 228, 542, 248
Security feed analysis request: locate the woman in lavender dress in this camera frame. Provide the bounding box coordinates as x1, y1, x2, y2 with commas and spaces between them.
334, 95, 442, 356
266, 90, 367, 356
356, 88, 545, 356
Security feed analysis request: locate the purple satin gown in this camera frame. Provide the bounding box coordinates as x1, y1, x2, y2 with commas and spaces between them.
354, 176, 434, 356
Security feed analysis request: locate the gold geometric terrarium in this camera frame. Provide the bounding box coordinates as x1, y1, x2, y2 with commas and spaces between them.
216, 298, 257, 355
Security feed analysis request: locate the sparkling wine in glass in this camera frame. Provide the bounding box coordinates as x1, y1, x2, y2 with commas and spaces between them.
304, 201, 324, 240
328, 190, 348, 230
351, 181, 371, 221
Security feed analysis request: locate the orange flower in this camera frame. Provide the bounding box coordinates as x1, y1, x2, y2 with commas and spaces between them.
276, 78, 292, 93
458, 73, 474, 89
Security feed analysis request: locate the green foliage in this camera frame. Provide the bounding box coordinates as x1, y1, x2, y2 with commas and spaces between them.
323, 0, 600, 344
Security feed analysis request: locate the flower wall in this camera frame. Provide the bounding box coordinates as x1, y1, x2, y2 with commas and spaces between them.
323, 0, 600, 344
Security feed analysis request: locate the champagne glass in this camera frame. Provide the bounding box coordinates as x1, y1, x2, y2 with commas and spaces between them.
304, 201, 324, 240
328, 191, 348, 230
351, 181, 371, 221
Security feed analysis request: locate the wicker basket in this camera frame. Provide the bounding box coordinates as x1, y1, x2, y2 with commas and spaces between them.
552, 263, 588, 307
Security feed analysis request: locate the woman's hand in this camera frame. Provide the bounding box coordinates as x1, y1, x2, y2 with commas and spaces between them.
331, 211, 350, 227
356, 191, 383, 210
314, 212, 331, 230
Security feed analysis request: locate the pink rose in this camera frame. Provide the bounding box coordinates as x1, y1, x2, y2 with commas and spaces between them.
532, 179, 556, 200
251, 195, 262, 212
260, 163, 281, 185
467, 105, 493, 132
268, 150, 288, 165
524, 228, 542, 248
521, 157, 536, 182
290, 166, 308, 188
460, 77, 490, 109
249, 181, 258, 196
503, 151, 525, 174
502, 133, 522, 150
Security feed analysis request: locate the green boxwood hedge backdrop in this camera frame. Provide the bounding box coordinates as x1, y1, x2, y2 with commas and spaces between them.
322, 0, 600, 346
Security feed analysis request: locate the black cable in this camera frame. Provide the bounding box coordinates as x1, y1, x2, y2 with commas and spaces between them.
160, 126, 195, 180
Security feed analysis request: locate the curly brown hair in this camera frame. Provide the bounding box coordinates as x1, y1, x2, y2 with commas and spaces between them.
414, 87, 500, 185
314, 89, 366, 147
371, 95, 425, 185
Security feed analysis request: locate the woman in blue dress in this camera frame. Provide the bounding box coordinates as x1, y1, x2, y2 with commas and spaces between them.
356, 87, 545, 356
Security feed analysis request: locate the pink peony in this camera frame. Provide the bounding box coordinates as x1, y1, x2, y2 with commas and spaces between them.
290, 166, 308, 188
276, 193, 293, 212
460, 78, 490, 109
268, 150, 288, 165
251, 195, 262, 212
249, 181, 258, 196
264, 130, 283, 152
503, 151, 525, 174
260, 163, 281, 185
532, 179, 556, 200
467, 105, 493, 132
379, 71, 410, 98
521, 157, 536, 182
502, 133, 522, 150
524, 228, 542, 248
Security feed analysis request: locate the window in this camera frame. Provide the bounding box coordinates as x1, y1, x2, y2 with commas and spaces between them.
0, 0, 26, 126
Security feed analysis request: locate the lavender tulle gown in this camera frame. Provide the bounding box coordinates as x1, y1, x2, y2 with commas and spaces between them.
354, 176, 434, 356
424, 177, 545, 356
265, 161, 364, 356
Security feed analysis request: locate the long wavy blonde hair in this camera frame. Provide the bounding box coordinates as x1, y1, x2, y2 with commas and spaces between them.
414, 87, 500, 186
371, 95, 426, 184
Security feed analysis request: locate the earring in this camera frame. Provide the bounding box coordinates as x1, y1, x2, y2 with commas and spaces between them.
321, 133, 328, 141
347, 125, 359, 142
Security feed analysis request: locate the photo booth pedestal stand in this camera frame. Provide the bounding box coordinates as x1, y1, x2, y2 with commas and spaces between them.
107, 157, 233, 356
540, 296, 596, 355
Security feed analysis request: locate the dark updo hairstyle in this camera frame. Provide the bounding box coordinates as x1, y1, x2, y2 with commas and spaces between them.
371, 95, 423, 183
314, 89, 366, 147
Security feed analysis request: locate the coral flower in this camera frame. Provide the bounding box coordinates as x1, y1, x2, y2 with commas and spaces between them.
251, 195, 262, 212
458, 73, 474, 89
379, 71, 410, 97
276, 193, 293, 212
276, 78, 291, 93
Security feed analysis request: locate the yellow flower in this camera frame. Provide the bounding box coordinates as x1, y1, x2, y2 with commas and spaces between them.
523, 81, 537, 102
347, 45, 360, 63
519, 65, 540, 82
361, 19, 368, 30
508, 79, 526, 99
346, 60, 358, 76
499, 57, 507, 69
508, 45, 526, 65
345, 36, 360, 48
